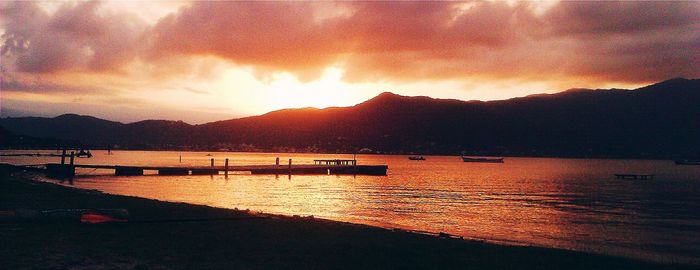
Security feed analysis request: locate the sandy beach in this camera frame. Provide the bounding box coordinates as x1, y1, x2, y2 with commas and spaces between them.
1, 167, 695, 269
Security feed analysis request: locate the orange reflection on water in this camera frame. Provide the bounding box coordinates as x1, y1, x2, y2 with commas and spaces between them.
3, 150, 699, 264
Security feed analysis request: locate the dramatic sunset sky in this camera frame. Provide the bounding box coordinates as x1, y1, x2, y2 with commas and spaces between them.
1, 1, 698, 123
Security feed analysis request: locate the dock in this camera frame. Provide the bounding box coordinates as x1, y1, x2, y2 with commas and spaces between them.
614, 174, 654, 180
5, 150, 388, 178
38, 159, 387, 178
42, 164, 387, 178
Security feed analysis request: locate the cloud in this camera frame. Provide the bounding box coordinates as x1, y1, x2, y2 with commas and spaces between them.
0, 79, 98, 94
183, 87, 209, 95
1, 1, 146, 73
2, 1, 698, 86
542, 1, 700, 82
545, 1, 700, 36
0, 69, 105, 94
143, 1, 698, 84
144, 1, 346, 81
142, 1, 540, 81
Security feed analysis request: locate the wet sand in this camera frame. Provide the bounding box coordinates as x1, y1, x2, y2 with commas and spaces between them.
1, 169, 695, 269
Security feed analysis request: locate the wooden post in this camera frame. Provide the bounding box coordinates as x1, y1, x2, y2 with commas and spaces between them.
276, 157, 280, 166
288, 158, 292, 174
353, 153, 357, 175
61, 149, 67, 164
224, 158, 229, 177
69, 151, 75, 180
179, 155, 182, 163
210, 158, 214, 167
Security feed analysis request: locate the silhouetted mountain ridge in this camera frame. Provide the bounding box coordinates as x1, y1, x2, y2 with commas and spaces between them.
1, 78, 698, 158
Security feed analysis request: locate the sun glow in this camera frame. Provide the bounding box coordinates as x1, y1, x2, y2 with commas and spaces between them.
199, 66, 383, 118
266, 68, 358, 110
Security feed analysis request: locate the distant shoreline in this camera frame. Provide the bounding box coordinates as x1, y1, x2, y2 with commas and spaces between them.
0, 148, 686, 162
3, 78, 699, 161
1, 168, 694, 269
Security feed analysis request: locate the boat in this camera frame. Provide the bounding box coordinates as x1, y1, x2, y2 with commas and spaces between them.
614, 174, 654, 180
76, 149, 92, 158
408, 156, 426, 161
674, 159, 700, 165
461, 155, 503, 163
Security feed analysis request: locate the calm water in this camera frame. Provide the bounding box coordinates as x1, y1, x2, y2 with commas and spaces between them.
3, 150, 700, 264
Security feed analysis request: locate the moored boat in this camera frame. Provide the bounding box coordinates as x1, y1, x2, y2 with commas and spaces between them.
408, 156, 426, 161
674, 159, 700, 165
461, 155, 503, 163
76, 149, 92, 158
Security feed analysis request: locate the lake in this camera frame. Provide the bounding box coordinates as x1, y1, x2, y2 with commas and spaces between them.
2, 150, 699, 264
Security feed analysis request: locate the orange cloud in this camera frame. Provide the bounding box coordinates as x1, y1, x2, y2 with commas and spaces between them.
2, 1, 698, 88
144, 1, 346, 81
143, 1, 699, 84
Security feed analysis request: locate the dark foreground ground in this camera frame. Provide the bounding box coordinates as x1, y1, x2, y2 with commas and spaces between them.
1, 169, 696, 269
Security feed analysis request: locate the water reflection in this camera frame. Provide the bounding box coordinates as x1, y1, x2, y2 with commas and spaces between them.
2, 150, 699, 264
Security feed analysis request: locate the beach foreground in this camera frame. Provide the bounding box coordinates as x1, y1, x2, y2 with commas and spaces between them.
1, 170, 694, 269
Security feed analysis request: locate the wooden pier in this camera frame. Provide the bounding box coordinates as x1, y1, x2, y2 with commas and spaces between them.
41, 161, 388, 178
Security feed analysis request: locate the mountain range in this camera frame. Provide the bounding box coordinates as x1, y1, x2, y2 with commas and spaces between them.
1, 78, 699, 158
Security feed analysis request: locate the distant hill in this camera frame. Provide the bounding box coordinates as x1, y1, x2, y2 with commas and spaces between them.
1, 78, 699, 158
0, 114, 195, 149
0, 125, 75, 149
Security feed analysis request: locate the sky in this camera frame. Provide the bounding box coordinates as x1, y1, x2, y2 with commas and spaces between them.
1, 1, 698, 124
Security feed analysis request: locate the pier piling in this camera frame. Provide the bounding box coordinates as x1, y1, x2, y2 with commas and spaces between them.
46, 151, 75, 179
69, 152, 75, 180
225, 158, 229, 177
46, 164, 75, 179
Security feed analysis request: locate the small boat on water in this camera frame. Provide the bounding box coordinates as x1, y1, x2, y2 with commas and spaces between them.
408, 156, 426, 161
76, 149, 92, 158
614, 174, 654, 180
461, 155, 504, 163
674, 159, 700, 165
